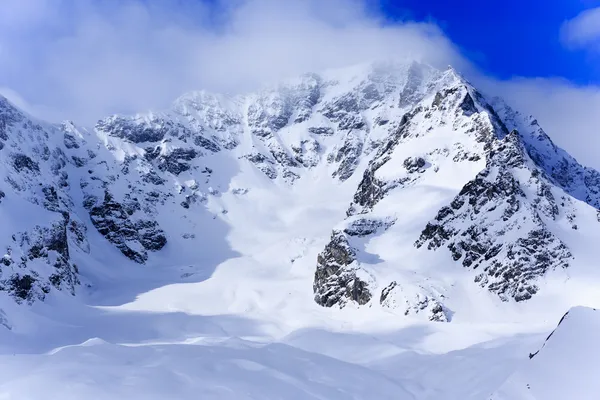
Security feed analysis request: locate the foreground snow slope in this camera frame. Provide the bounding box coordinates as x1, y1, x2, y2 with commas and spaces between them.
0, 60, 599, 398
492, 307, 600, 400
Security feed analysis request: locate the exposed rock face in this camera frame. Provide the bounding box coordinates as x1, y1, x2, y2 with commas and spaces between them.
416, 132, 573, 302
313, 231, 371, 307
1, 217, 80, 304
343, 217, 396, 237
87, 191, 166, 263
12, 154, 40, 174
96, 116, 183, 143
156, 148, 197, 175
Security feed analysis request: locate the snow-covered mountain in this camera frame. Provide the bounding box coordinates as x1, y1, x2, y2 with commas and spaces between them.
1, 60, 599, 399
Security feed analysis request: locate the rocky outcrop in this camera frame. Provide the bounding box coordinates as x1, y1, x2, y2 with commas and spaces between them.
87, 191, 166, 263
156, 148, 197, 175
380, 281, 450, 322
313, 230, 371, 307
343, 217, 396, 237
12, 153, 40, 174
96, 116, 187, 143
1, 216, 80, 304
243, 153, 278, 179
292, 139, 321, 168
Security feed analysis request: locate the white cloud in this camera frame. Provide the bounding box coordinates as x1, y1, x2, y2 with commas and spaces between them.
561, 7, 600, 50
0, 0, 467, 124
0, 0, 599, 170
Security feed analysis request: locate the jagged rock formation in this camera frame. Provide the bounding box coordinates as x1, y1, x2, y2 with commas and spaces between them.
1, 217, 80, 304
415, 131, 573, 301
313, 230, 371, 307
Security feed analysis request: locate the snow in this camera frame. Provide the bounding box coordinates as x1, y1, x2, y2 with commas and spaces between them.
0, 60, 600, 399
492, 307, 600, 400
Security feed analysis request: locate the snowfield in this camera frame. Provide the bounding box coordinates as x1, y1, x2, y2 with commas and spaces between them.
492, 307, 600, 400
0, 60, 599, 399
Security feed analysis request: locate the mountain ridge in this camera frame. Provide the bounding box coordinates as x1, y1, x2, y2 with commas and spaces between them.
0, 59, 598, 326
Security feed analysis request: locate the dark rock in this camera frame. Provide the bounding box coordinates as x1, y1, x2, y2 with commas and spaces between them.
71, 156, 86, 167
403, 156, 426, 173
8, 274, 36, 301
332, 134, 364, 181
142, 171, 166, 185
343, 218, 395, 237
458, 93, 477, 116
193, 135, 220, 152
97, 116, 187, 143
88, 191, 166, 263
41, 185, 60, 211
144, 146, 161, 161
313, 230, 371, 307
157, 148, 197, 175
416, 134, 572, 302
308, 127, 334, 136
244, 153, 278, 179
135, 220, 167, 251
2, 218, 80, 303
63, 133, 80, 149
12, 153, 40, 173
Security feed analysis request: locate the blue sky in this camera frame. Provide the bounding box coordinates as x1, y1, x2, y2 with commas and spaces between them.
377, 0, 600, 84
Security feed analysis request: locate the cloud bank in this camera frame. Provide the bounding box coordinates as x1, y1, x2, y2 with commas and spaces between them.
0, 0, 466, 123
0, 0, 599, 169
561, 7, 600, 50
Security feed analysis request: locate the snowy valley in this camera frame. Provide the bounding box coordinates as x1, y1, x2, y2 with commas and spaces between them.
0, 60, 599, 399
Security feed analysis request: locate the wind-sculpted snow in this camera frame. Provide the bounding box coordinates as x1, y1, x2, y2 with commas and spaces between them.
491, 307, 600, 400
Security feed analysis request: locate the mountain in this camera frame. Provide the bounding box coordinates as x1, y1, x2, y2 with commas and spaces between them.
313, 64, 600, 320
0, 60, 599, 399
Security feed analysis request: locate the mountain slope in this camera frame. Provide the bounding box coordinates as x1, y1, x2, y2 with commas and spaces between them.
0, 59, 599, 399
491, 307, 600, 400
312, 65, 600, 320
